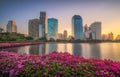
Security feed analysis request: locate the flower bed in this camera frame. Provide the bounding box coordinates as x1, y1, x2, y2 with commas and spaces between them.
0, 42, 42, 48
0, 51, 120, 77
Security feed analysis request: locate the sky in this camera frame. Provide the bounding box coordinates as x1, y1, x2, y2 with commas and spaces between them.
0, 0, 120, 38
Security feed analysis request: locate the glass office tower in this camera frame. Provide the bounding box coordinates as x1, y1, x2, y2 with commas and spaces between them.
72, 15, 83, 40
48, 18, 58, 36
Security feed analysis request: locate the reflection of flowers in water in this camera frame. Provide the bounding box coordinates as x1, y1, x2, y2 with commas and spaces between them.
0, 51, 120, 77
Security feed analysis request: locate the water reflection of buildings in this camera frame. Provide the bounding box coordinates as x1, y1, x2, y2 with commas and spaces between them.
64, 44, 67, 52
18, 46, 31, 54
4, 47, 19, 53
17, 43, 57, 55
47, 43, 57, 53
90, 44, 101, 59
82, 44, 91, 58
57, 43, 72, 53
72, 44, 82, 56
39, 44, 46, 55
29, 45, 40, 55
29, 44, 46, 55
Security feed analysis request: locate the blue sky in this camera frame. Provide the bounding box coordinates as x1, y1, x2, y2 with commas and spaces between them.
0, 0, 120, 37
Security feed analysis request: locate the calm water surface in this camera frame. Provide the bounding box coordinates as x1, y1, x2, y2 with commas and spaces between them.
1, 43, 120, 61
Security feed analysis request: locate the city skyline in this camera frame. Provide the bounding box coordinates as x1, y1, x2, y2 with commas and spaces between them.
0, 0, 120, 38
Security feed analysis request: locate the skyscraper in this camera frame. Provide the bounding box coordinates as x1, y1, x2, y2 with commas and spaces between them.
90, 22, 101, 40
39, 12, 47, 38
72, 15, 83, 40
47, 18, 58, 40
64, 30, 67, 40
28, 19, 39, 39
7, 20, 17, 33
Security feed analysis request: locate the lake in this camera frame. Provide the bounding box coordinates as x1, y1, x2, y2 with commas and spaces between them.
1, 43, 120, 61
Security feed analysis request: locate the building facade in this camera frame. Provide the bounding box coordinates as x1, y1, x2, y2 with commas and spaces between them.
83, 24, 92, 40
63, 30, 67, 40
28, 19, 39, 39
90, 22, 101, 40
72, 15, 83, 40
108, 32, 113, 40
0, 27, 4, 33
47, 18, 58, 40
58, 33, 64, 40
7, 20, 17, 33
39, 12, 47, 38
84, 24, 88, 32
116, 35, 120, 40
102, 34, 108, 40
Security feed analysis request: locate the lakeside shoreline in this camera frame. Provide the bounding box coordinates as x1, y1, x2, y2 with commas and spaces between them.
0, 41, 120, 48
1, 40, 120, 43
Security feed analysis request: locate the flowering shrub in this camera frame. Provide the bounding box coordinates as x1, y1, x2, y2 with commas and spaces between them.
0, 42, 42, 48
0, 51, 120, 77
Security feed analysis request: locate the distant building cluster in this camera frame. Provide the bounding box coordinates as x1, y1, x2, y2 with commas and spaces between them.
57, 30, 68, 40
116, 35, 120, 40
102, 32, 114, 40
1, 11, 120, 41
83, 22, 102, 40
1, 20, 18, 33
28, 12, 102, 40
72, 15, 101, 40
28, 12, 47, 40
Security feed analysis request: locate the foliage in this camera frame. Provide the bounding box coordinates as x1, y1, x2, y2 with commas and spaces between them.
0, 32, 27, 42
25, 36, 33, 40
0, 51, 120, 77
38, 37, 47, 41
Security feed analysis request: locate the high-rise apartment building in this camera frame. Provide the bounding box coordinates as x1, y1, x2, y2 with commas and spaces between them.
72, 15, 83, 40
28, 19, 39, 39
7, 20, 17, 33
90, 22, 101, 40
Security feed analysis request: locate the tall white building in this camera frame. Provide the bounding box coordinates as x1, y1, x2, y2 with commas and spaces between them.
7, 20, 17, 33
90, 22, 101, 40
